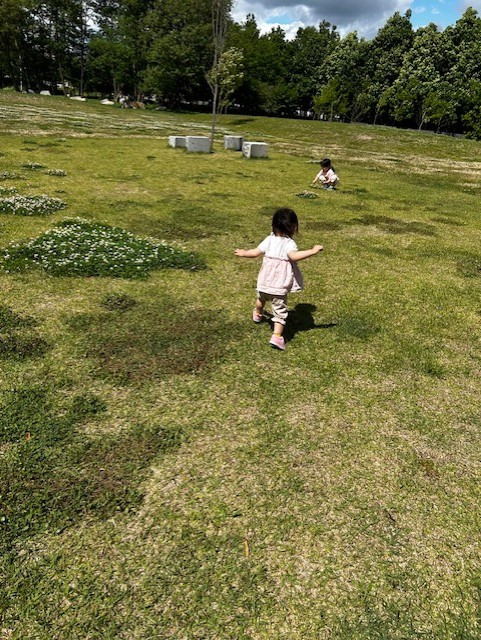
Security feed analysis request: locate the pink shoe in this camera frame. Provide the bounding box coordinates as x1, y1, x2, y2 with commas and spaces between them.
269, 334, 285, 350
253, 310, 263, 323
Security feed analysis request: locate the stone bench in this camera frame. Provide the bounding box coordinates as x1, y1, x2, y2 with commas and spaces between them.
168, 136, 186, 148
242, 141, 268, 159
224, 135, 243, 151
186, 136, 211, 153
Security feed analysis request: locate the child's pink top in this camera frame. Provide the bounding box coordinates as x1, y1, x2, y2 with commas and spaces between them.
256, 234, 303, 296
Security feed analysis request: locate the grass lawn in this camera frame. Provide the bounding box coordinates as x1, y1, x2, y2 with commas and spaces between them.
1, 92, 481, 639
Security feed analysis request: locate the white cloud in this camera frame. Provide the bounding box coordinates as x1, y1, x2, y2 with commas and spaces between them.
232, 0, 414, 38
460, 0, 481, 10
413, 6, 427, 13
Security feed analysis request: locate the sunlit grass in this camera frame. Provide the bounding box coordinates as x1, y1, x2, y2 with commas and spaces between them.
1, 92, 481, 639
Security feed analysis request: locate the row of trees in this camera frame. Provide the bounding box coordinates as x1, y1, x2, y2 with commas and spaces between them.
2, 2, 481, 138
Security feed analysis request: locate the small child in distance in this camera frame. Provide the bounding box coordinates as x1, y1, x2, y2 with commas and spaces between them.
235, 207, 323, 351
312, 158, 339, 190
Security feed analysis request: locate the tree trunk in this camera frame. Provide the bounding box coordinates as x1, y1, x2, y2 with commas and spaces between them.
210, 85, 218, 150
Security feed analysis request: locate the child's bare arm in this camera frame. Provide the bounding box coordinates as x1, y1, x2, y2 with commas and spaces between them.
288, 245, 323, 262
235, 248, 263, 258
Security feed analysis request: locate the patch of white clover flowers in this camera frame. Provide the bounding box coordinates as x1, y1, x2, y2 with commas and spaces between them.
0, 194, 67, 216
0, 171, 23, 181
20, 161, 44, 170
296, 190, 318, 199
0, 218, 204, 277
45, 169, 67, 176
0, 187, 18, 196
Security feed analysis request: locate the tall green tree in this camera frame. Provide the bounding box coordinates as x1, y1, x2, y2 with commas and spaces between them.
287, 21, 339, 114
143, 0, 212, 106
368, 10, 414, 124
319, 31, 371, 122
389, 23, 450, 128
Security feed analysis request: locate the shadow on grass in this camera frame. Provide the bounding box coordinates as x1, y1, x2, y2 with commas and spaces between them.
456, 252, 481, 278
351, 214, 437, 237
0, 305, 50, 360
131, 204, 242, 240
0, 385, 183, 550
306, 220, 344, 231
226, 118, 256, 126
67, 300, 236, 384
431, 216, 466, 227
266, 304, 337, 343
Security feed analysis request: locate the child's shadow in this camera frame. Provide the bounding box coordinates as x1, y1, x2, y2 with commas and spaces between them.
268, 303, 337, 343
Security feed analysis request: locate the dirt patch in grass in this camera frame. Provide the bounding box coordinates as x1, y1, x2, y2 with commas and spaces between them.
67, 300, 236, 384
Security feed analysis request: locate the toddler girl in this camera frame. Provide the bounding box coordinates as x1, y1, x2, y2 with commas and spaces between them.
235, 207, 323, 351
312, 158, 339, 189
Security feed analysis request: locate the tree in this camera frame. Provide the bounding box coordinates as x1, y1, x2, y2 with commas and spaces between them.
319, 31, 371, 122
389, 23, 450, 128
207, 0, 233, 148
208, 46, 243, 114
313, 78, 347, 121
287, 21, 338, 114
143, 0, 212, 106
369, 10, 414, 124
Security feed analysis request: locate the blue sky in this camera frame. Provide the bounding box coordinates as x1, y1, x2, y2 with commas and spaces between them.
232, 0, 481, 39
410, 0, 460, 29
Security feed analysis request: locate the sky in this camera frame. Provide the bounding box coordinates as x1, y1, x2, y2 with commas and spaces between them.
231, 0, 481, 39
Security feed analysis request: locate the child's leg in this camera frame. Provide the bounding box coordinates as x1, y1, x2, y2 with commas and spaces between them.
269, 296, 288, 350
255, 296, 264, 316
271, 296, 288, 335
253, 292, 266, 322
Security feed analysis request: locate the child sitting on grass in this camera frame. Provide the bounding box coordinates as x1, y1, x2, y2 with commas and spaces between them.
312, 158, 339, 190
235, 207, 323, 351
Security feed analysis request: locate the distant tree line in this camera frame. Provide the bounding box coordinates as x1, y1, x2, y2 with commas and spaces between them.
2, 1, 481, 138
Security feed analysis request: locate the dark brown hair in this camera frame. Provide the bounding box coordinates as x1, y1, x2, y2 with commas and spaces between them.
272, 208, 299, 237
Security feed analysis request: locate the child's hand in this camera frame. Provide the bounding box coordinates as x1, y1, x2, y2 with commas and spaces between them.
313, 245, 323, 254
235, 249, 246, 257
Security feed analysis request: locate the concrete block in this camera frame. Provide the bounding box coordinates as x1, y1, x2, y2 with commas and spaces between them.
40, 90, 51, 96
168, 136, 187, 148
186, 136, 211, 153
224, 135, 243, 151
242, 141, 268, 158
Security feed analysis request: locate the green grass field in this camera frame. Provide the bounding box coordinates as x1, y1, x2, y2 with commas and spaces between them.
1, 91, 481, 639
